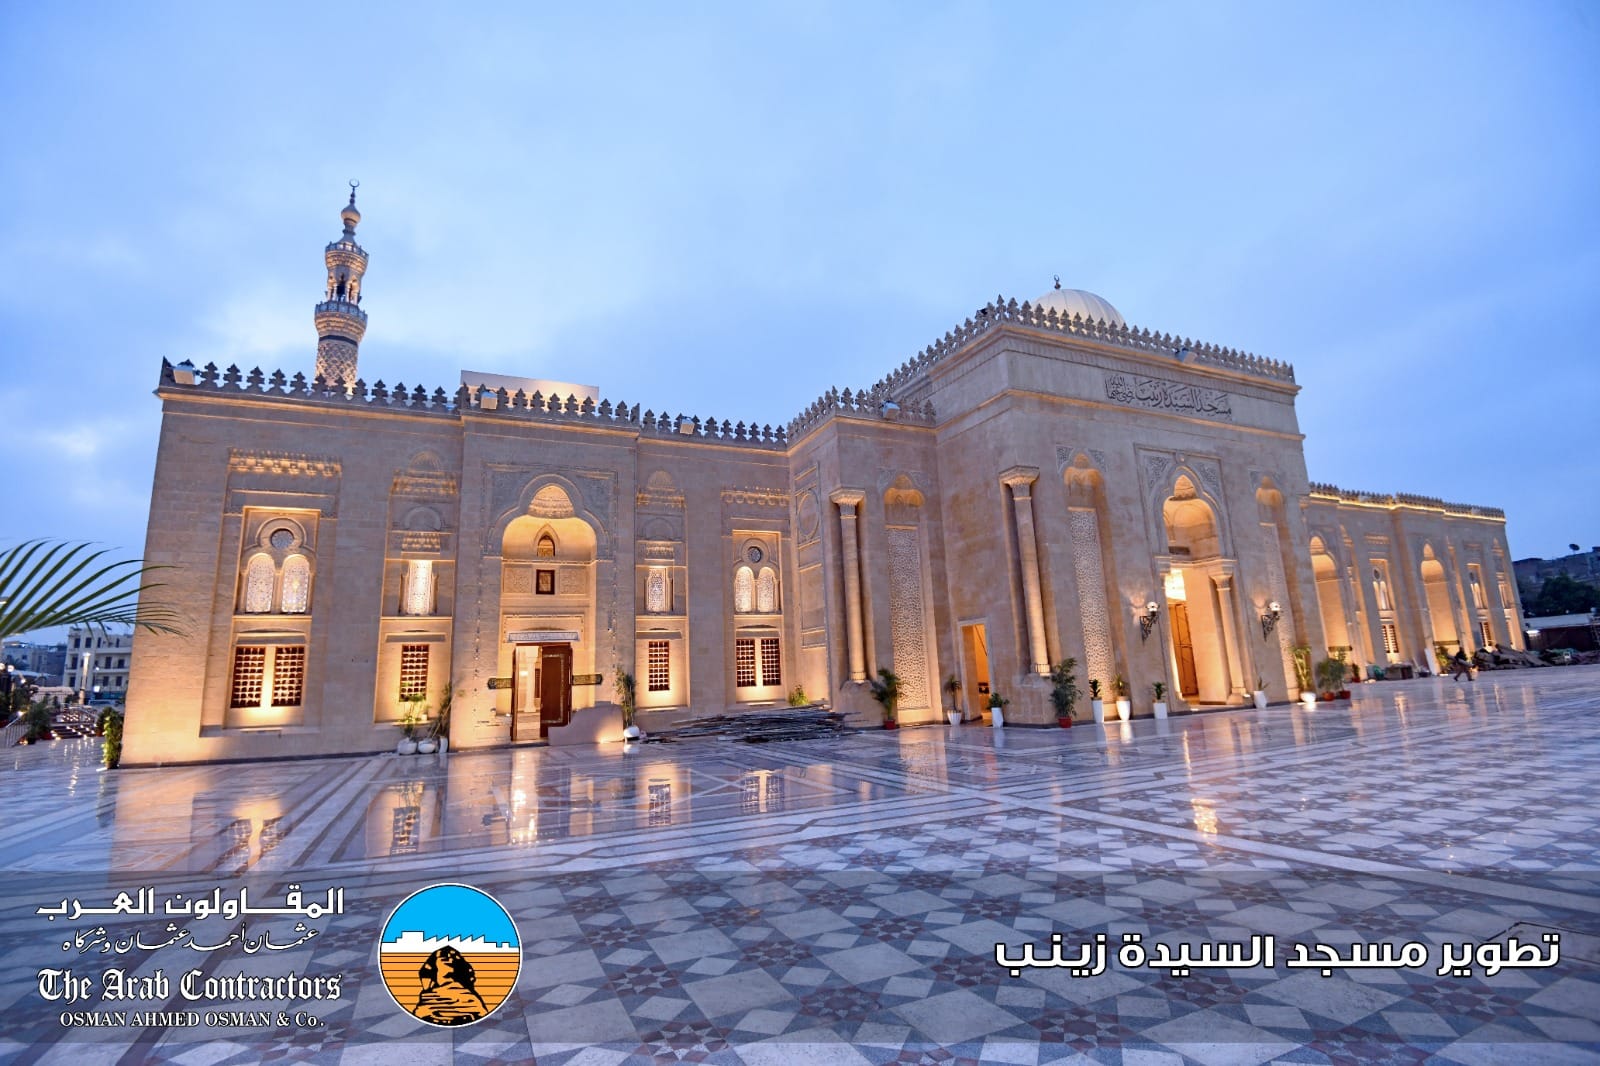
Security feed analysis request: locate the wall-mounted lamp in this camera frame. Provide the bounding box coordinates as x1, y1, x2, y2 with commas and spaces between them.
1260, 601, 1281, 640
1139, 601, 1159, 642
172, 359, 197, 385
477, 387, 499, 411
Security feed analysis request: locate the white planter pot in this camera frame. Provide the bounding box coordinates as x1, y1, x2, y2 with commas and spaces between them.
1153, 701, 1168, 719
437, 736, 447, 754
1115, 699, 1131, 721
1301, 692, 1316, 707
416, 737, 438, 755
1252, 691, 1267, 709
1091, 699, 1105, 724
990, 706, 1004, 728
947, 709, 962, 725
396, 737, 418, 755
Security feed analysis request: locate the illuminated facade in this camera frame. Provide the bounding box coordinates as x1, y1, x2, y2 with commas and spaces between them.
121, 200, 1523, 765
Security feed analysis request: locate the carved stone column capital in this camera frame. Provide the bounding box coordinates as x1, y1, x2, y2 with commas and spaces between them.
999, 466, 1040, 491
829, 488, 866, 513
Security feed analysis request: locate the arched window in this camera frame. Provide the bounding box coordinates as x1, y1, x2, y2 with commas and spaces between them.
242, 555, 275, 613
733, 566, 754, 614
1373, 566, 1391, 612
280, 555, 312, 614
646, 567, 668, 613
403, 559, 434, 616
536, 533, 556, 558
755, 567, 778, 613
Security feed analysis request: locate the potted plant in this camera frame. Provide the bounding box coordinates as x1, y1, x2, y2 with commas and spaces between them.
1292, 645, 1315, 706
943, 674, 963, 725
787, 685, 809, 707
430, 683, 452, 753
614, 666, 640, 740
396, 698, 423, 755
1049, 658, 1078, 728
1314, 658, 1346, 702
987, 690, 1009, 728
1088, 679, 1105, 724
1152, 680, 1168, 719
102, 710, 124, 770
868, 667, 901, 729
1252, 675, 1268, 709
1113, 675, 1131, 721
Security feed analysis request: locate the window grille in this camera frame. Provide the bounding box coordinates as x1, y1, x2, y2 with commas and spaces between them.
242, 556, 275, 613
229, 646, 267, 707
760, 637, 781, 687
403, 560, 434, 616
734, 566, 754, 613
271, 646, 307, 707
755, 567, 777, 613
647, 640, 670, 692
646, 567, 668, 613
735, 638, 757, 687
399, 644, 429, 700
280, 555, 311, 613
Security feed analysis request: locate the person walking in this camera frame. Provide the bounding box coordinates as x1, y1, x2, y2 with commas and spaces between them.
1449, 649, 1473, 682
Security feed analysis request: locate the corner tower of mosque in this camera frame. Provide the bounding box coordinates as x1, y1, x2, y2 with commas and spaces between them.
121, 196, 1525, 765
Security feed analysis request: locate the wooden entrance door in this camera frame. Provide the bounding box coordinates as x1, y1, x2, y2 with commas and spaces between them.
538, 644, 572, 735
1170, 602, 1199, 698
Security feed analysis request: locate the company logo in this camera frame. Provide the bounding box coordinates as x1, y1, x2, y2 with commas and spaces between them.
379, 884, 520, 1027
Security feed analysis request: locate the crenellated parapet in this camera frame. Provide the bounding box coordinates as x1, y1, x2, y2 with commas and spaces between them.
789, 295, 1295, 438
787, 385, 937, 439
1308, 482, 1505, 520
157, 360, 788, 449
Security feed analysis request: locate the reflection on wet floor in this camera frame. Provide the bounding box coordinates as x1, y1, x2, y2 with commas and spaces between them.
0, 668, 1595, 881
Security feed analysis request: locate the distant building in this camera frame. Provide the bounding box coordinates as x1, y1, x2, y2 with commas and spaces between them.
1524, 612, 1599, 654
1514, 546, 1600, 594
64, 626, 135, 700
1, 640, 67, 681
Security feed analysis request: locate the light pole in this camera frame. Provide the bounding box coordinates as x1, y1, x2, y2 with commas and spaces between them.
1, 663, 13, 722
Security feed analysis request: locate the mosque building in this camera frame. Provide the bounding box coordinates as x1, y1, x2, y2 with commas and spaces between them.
121, 194, 1523, 764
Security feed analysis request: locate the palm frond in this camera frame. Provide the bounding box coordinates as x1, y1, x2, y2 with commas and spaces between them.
0, 540, 186, 642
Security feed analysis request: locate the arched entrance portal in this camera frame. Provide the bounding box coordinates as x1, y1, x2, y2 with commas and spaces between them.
1309, 536, 1350, 654
1162, 476, 1239, 703
500, 485, 598, 741
1419, 546, 1458, 659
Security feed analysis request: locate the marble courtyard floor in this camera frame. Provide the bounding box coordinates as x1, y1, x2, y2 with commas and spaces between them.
2, 668, 1598, 1065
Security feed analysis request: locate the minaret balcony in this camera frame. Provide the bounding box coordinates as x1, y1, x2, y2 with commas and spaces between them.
314, 299, 368, 323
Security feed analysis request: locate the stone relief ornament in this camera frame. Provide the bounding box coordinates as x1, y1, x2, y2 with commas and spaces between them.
1105, 373, 1233, 422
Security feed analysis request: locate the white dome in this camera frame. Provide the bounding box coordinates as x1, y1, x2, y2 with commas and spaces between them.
1035, 283, 1124, 328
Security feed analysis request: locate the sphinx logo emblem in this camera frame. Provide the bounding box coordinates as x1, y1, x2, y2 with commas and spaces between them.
379, 884, 520, 1027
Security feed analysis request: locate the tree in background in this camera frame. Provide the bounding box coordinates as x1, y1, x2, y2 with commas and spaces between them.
1525, 574, 1600, 617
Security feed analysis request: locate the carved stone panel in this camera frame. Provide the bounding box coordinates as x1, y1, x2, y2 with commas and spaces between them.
887, 527, 929, 711
1069, 508, 1115, 691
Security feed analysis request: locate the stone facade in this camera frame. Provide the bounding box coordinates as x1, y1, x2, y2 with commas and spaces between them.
120, 208, 1524, 765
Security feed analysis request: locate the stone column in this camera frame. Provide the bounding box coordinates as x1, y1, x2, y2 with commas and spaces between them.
830, 489, 868, 682
1214, 568, 1249, 698
1001, 467, 1049, 675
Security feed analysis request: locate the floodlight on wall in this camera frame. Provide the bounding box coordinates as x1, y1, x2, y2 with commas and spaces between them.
172, 360, 197, 385
1139, 601, 1160, 642
1261, 601, 1282, 640
678, 418, 697, 435
478, 387, 499, 411
880, 400, 901, 421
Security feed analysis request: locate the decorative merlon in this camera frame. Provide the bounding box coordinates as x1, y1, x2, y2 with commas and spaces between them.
157, 360, 788, 451
1308, 482, 1505, 520
788, 294, 1294, 438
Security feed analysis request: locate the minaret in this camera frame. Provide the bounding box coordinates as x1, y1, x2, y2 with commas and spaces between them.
314, 182, 369, 388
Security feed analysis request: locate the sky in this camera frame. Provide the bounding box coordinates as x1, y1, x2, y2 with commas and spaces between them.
1, 2, 1596, 590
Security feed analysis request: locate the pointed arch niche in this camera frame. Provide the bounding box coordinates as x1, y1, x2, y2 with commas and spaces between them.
497, 482, 602, 741
1161, 474, 1244, 703
1419, 543, 1459, 655
1063, 455, 1119, 696
1308, 535, 1352, 655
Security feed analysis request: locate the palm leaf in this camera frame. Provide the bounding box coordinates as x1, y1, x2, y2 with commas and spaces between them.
0, 540, 185, 643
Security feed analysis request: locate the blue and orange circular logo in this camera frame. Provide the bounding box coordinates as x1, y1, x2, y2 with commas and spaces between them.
379, 884, 521, 1026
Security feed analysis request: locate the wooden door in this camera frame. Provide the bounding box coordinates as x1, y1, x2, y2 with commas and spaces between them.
539, 644, 572, 735
1170, 602, 1199, 697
